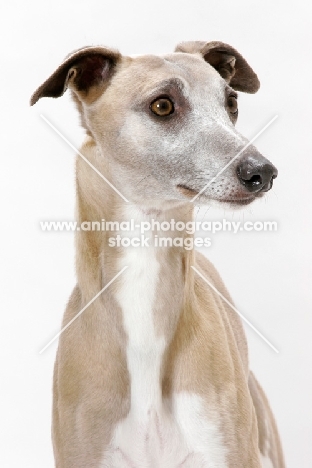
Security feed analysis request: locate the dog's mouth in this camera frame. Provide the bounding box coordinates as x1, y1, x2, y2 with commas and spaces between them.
176, 184, 258, 206
176, 184, 199, 197
218, 196, 257, 206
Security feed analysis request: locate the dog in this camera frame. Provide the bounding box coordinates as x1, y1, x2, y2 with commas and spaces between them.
31, 40, 285, 467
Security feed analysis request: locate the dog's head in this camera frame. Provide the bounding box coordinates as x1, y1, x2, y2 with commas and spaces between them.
31, 41, 277, 207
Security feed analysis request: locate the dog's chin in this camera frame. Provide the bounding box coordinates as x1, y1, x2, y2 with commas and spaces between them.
214, 198, 256, 211
176, 184, 260, 208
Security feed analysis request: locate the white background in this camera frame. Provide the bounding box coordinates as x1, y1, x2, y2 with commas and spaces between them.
1, 1, 311, 466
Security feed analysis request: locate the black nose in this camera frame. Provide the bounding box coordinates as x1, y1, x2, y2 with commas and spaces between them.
236, 155, 278, 193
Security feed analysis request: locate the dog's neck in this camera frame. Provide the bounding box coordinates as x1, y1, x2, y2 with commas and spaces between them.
75, 145, 195, 343
75, 164, 196, 413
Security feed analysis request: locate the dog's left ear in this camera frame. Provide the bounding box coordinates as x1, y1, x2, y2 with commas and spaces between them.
175, 41, 260, 93
30, 46, 121, 106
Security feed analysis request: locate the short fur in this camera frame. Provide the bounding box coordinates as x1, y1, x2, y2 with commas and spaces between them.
31, 41, 285, 468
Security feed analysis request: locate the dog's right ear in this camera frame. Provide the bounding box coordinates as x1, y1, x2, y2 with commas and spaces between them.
175, 41, 260, 93
30, 46, 121, 106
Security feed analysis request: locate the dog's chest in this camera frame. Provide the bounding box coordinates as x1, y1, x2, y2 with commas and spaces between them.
100, 239, 227, 467
100, 392, 227, 468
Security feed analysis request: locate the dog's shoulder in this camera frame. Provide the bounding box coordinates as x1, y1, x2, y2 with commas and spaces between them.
194, 250, 249, 372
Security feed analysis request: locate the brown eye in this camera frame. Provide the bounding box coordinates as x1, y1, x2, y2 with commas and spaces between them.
228, 95, 238, 115
150, 97, 174, 116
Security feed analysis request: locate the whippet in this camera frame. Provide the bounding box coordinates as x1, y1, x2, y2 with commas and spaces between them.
31, 41, 285, 468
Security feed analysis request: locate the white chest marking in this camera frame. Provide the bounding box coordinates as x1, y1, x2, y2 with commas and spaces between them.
116, 232, 164, 414
100, 208, 227, 467
101, 392, 227, 468
260, 454, 274, 468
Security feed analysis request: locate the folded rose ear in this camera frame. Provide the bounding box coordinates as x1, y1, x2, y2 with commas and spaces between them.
30, 46, 121, 106
175, 41, 260, 93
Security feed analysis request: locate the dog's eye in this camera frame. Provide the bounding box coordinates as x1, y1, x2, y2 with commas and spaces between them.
228, 95, 238, 115
150, 97, 174, 116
